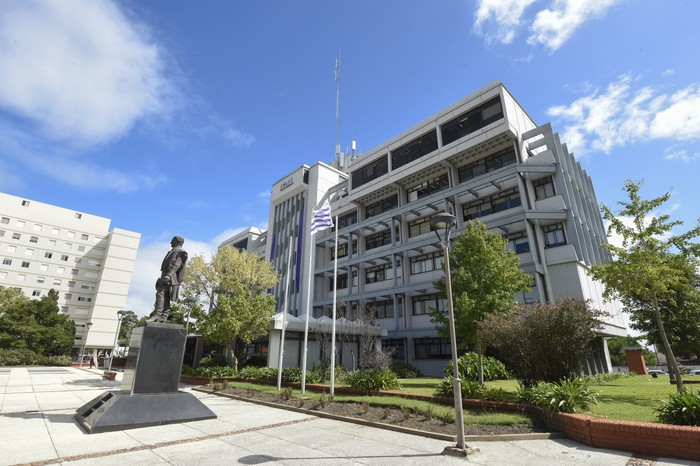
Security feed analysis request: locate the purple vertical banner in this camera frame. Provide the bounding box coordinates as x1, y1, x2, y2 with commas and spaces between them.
295, 206, 304, 293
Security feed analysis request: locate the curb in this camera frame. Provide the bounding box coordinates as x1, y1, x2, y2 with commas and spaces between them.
193, 386, 563, 443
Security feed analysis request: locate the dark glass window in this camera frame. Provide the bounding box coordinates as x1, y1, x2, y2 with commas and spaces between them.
371, 300, 395, 319
544, 223, 566, 248
406, 173, 449, 202
351, 155, 388, 189
382, 338, 405, 359
414, 337, 452, 359
462, 188, 521, 221
331, 240, 357, 259
366, 195, 398, 218
391, 130, 438, 169
337, 211, 357, 229
233, 239, 249, 250
409, 252, 443, 274
412, 293, 446, 315
408, 216, 433, 238
534, 176, 555, 200
365, 262, 399, 284
441, 97, 504, 146
506, 232, 530, 254
458, 146, 517, 183
329, 271, 357, 290
366, 228, 398, 251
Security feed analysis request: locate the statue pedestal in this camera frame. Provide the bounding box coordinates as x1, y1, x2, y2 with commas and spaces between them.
75, 322, 216, 434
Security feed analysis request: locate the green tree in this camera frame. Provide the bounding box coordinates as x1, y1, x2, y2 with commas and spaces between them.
590, 180, 700, 393
480, 299, 606, 387
118, 310, 139, 341
183, 246, 279, 370
606, 336, 657, 367
430, 220, 531, 383
0, 287, 75, 356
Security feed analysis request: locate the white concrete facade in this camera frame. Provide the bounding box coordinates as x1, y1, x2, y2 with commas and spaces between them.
223, 81, 627, 376
0, 192, 140, 352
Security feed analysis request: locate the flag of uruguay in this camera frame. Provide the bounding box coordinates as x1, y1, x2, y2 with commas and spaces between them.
310, 200, 333, 235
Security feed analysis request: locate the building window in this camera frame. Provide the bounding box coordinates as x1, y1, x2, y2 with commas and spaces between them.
12, 233, 21, 240
382, 338, 405, 360
458, 146, 517, 183
0, 230, 4, 237
441, 96, 504, 147
17, 274, 26, 281
78, 245, 85, 252
80, 284, 95, 291
53, 279, 62, 286
0, 271, 6, 279
36, 276, 45, 283
32, 290, 41, 297
414, 337, 452, 359
49, 240, 56, 247
2, 258, 11, 265
77, 296, 92, 302
65, 243, 72, 250
365, 262, 396, 284
22, 200, 30, 206
60, 306, 68, 313
51, 228, 60, 235
544, 223, 566, 248
7, 245, 16, 253
534, 176, 555, 200
87, 259, 101, 267
409, 252, 443, 274
75, 213, 82, 219
67, 231, 75, 239
81, 234, 89, 240
34, 224, 42, 231
29, 236, 38, 243
407, 173, 449, 202
69, 268, 77, 275
68, 280, 75, 287
337, 211, 357, 229
391, 129, 438, 170
412, 293, 446, 316
65, 293, 72, 300
408, 215, 434, 238
463, 188, 521, 221
21, 261, 30, 268
44, 252, 53, 259
365, 195, 398, 218
16, 220, 25, 227
329, 271, 356, 290
330, 240, 356, 260
365, 228, 397, 251
40, 264, 49, 271
25, 248, 34, 256
1, 217, 9, 224
61, 255, 69, 261
370, 300, 395, 319
57, 267, 65, 274
351, 155, 389, 189
506, 232, 530, 254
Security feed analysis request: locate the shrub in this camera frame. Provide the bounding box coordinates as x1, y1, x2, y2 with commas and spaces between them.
0, 348, 41, 366
656, 389, 700, 426
238, 366, 265, 379
523, 378, 598, 414
281, 367, 302, 383
41, 355, 72, 366
198, 354, 227, 367
305, 368, 324, 384
181, 365, 238, 378
389, 361, 422, 378
435, 378, 489, 399
344, 369, 401, 393
443, 352, 510, 382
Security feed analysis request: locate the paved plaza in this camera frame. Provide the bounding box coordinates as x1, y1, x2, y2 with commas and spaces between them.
0, 367, 695, 466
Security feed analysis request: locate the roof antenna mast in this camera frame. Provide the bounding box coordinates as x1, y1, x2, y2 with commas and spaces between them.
335, 50, 341, 159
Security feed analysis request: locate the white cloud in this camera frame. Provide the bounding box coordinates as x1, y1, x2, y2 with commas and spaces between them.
0, 0, 172, 147
474, 0, 537, 45
473, 0, 622, 51
528, 0, 621, 51
664, 149, 700, 163
547, 75, 700, 156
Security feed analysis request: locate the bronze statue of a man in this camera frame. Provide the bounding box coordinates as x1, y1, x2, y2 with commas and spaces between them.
148, 236, 188, 323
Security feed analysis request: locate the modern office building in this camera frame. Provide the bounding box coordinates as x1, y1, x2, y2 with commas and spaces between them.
0, 192, 140, 355
224, 81, 627, 375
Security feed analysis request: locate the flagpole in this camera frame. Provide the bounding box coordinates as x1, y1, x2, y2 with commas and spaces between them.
277, 243, 293, 391
330, 215, 339, 398
301, 231, 313, 393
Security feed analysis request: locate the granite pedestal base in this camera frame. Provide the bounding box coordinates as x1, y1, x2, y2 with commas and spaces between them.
75, 322, 216, 434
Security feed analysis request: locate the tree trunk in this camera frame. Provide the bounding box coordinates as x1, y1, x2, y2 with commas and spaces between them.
477, 341, 484, 384
227, 340, 238, 371
653, 294, 684, 393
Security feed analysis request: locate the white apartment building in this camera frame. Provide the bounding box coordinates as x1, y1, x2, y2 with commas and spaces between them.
0, 193, 140, 355
224, 81, 627, 376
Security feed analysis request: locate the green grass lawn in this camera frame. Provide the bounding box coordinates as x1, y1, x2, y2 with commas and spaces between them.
222, 374, 691, 425
400, 375, 686, 423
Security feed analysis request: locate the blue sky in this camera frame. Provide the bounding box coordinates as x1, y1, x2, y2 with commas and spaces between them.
0, 0, 699, 317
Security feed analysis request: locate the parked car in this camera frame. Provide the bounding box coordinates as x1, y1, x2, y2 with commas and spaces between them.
688, 369, 700, 376
648, 369, 666, 376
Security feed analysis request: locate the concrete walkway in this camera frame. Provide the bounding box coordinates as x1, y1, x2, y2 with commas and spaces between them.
0, 367, 695, 466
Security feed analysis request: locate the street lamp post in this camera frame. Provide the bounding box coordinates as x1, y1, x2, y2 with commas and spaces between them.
79, 321, 93, 368
107, 310, 126, 371
430, 212, 475, 457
